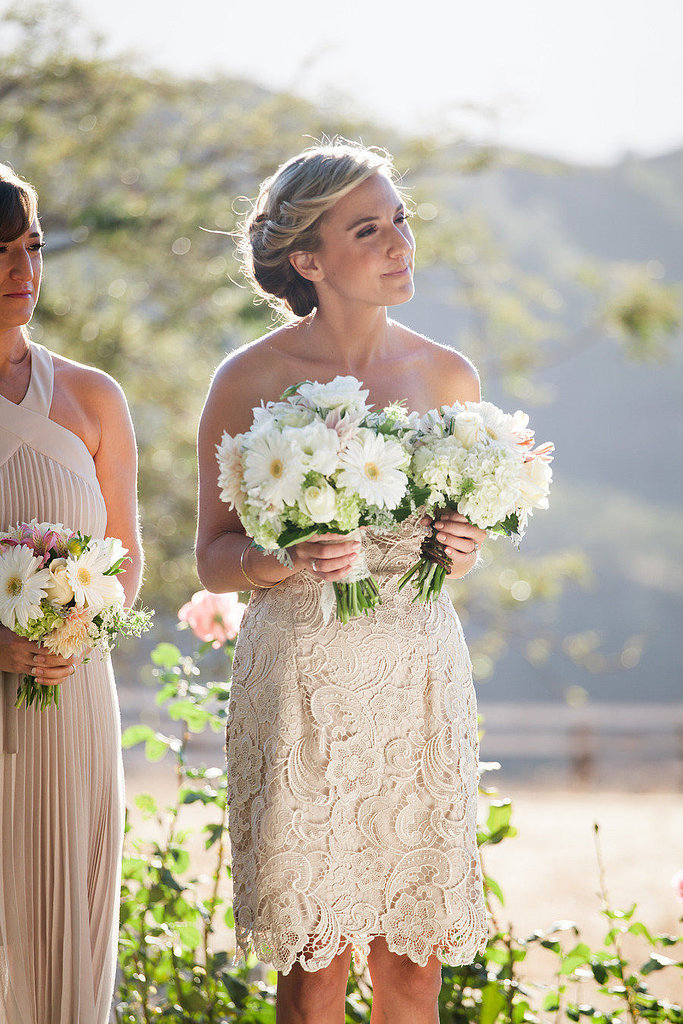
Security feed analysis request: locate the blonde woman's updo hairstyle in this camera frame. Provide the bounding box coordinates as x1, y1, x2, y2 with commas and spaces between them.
0, 163, 38, 243
238, 140, 400, 319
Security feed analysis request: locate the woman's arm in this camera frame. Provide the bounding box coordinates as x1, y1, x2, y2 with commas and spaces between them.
196, 358, 361, 593
90, 374, 144, 606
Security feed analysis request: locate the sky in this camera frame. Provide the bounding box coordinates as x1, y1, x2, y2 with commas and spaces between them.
12, 0, 683, 164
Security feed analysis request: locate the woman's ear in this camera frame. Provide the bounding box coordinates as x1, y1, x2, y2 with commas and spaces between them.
289, 251, 324, 282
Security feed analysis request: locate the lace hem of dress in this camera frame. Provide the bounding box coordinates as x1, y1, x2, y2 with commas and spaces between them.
233, 923, 488, 976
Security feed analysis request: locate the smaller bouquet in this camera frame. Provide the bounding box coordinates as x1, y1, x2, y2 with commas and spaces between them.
216, 376, 416, 624
0, 520, 153, 709
398, 401, 554, 603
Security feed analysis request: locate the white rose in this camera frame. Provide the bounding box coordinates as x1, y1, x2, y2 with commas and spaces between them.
518, 457, 552, 509
45, 557, 75, 605
454, 410, 485, 448
302, 482, 338, 524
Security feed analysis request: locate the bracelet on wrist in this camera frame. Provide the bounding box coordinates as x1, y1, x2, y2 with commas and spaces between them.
240, 540, 277, 590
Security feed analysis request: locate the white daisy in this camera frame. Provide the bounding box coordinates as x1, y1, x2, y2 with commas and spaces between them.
216, 431, 246, 512
242, 431, 306, 508
0, 545, 51, 629
66, 546, 125, 614
337, 429, 408, 509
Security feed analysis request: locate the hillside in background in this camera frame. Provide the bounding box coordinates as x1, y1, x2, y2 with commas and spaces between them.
404, 148, 683, 704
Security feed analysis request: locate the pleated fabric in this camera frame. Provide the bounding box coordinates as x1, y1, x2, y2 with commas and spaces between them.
0, 344, 124, 1024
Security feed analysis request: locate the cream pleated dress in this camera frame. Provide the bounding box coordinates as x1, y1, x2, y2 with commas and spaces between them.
227, 515, 488, 975
0, 344, 124, 1024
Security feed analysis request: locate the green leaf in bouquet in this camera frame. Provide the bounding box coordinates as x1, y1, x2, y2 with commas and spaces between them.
103, 554, 130, 576
392, 484, 432, 524
280, 380, 309, 399
276, 525, 319, 548
489, 512, 520, 538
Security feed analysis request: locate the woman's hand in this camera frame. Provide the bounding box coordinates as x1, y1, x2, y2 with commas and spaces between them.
289, 533, 362, 583
422, 511, 487, 579
0, 626, 79, 683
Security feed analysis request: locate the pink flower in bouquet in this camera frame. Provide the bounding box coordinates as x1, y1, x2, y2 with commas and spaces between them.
177, 590, 246, 648
16, 522, 67, 564
672, 870, 683, 903
42, 606, 92, 658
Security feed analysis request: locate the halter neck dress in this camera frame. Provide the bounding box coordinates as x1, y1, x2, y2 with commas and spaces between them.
0, 344, 124, 1024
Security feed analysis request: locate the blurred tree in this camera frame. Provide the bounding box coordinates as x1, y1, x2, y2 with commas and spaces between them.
1, 2, 679, 692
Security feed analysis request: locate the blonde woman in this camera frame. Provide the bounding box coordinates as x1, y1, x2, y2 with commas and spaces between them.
0, 164, 143, 1024
196, 141, 488, 1024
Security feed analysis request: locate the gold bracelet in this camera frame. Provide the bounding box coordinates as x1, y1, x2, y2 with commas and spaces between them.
240, 539, 276, 590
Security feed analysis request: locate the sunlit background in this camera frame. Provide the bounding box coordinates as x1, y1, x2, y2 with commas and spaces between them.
51, 0, 683, 163
2, 0, 681, 1011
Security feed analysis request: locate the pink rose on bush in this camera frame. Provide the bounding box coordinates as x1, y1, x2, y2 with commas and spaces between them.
177, 590, 246, 648
672, 870, 683, 903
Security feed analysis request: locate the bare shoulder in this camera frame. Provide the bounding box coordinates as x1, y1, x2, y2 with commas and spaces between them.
395, 324, 481, 405
52, 351, 129, 413
206, 326, 300, 431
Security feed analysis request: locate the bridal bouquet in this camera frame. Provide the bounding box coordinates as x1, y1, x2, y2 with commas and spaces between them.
398, 401, 554, 603
216, 376, 416, 623
0, 520, 153, 709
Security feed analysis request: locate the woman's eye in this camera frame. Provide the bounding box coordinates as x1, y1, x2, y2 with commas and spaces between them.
29, 242, 45, 251
357, 225, 376, 238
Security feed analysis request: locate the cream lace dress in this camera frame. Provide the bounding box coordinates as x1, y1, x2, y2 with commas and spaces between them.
226, 517, 488, 975
0, 344, 124, 1023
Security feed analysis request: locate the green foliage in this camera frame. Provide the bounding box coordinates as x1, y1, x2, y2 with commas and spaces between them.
116, 638, 683, 1022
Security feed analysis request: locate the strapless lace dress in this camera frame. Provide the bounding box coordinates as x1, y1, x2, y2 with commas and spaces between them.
226, 515, 488, 974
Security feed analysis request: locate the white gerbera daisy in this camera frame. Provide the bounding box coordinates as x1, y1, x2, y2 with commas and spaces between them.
337, 429, 408, 509
66, 546, 125, 615
0, 545, 51, 629
242, 431, 306, 508
216, 431, 246, 512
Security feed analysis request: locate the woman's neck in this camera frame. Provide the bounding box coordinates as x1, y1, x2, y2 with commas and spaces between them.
300, 304, 395, 375
0, 330, 30, 378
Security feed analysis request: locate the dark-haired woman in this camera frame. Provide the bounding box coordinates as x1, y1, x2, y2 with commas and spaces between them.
196, 141, 488, 1023
0, 164, 143, 1024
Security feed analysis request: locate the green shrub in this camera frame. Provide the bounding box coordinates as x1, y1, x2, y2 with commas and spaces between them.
116, 641, 683, 1023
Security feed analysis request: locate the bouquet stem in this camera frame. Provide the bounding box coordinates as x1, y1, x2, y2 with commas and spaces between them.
397, 526, 453, 604
15, 675, 60, 711
333, 576, 381, 625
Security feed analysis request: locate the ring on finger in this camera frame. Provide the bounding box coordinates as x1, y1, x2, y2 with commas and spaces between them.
311, 559, 317, 573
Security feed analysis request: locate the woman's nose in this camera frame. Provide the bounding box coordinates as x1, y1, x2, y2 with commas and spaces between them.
9, 248, 34, 282
387, 224, 413, 258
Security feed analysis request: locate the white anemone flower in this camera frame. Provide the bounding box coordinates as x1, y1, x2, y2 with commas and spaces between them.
338, 429, 408, 509
294, 421, 341, 476
0, 545, 51, 629
66, 546, 125, 615
297, 376, 370, 416
242, 431, 306, 508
